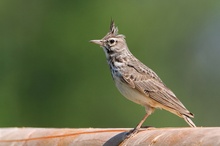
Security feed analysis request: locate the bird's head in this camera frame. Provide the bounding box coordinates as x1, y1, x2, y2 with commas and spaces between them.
90, 20, 128, 55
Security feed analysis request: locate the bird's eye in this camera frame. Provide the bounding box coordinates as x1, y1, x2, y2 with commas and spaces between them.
109, 39, 115, 44
108, 39, 117, 45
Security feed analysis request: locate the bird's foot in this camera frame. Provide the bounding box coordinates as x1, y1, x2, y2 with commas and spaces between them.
125, 125, 153, 139
125, 128, 139, 138
119, 126, 154, 146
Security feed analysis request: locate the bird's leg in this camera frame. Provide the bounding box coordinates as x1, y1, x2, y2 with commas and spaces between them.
120, 113, 152, 145
126, 113, 150, 137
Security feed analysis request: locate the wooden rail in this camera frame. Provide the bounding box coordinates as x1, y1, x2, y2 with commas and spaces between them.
0, 127, 220, 145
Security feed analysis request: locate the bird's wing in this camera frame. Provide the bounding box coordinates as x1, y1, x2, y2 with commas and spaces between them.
121, 60, 193, 117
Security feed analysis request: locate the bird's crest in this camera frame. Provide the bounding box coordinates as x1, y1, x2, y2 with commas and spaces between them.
103, 20, 125, 40
110, 20, 118, 36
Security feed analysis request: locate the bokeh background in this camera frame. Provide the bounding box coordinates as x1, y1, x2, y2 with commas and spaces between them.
1, 0, 220, 128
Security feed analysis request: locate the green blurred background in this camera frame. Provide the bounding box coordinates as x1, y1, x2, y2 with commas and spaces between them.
1, 0, 220, 128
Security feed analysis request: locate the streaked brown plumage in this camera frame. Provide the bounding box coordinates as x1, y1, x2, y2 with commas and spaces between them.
90, 20, 196, 131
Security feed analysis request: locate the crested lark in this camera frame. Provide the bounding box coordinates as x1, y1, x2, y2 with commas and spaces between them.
90, 20, 196, 132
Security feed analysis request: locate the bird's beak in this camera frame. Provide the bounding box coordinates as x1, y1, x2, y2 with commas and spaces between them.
90, 40, 103, 46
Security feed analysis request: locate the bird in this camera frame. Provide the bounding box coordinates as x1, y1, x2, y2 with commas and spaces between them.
90, 20, 196, 133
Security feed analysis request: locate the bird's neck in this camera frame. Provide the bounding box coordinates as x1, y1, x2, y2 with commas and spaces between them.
104, 50, 134, 75
104, 47, 130, 61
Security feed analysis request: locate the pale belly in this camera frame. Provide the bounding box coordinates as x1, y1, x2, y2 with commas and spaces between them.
114, 78, 158, 107
114, 77, 181, 117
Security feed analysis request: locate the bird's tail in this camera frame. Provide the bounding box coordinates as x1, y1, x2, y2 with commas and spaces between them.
183, 115, 196, 127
